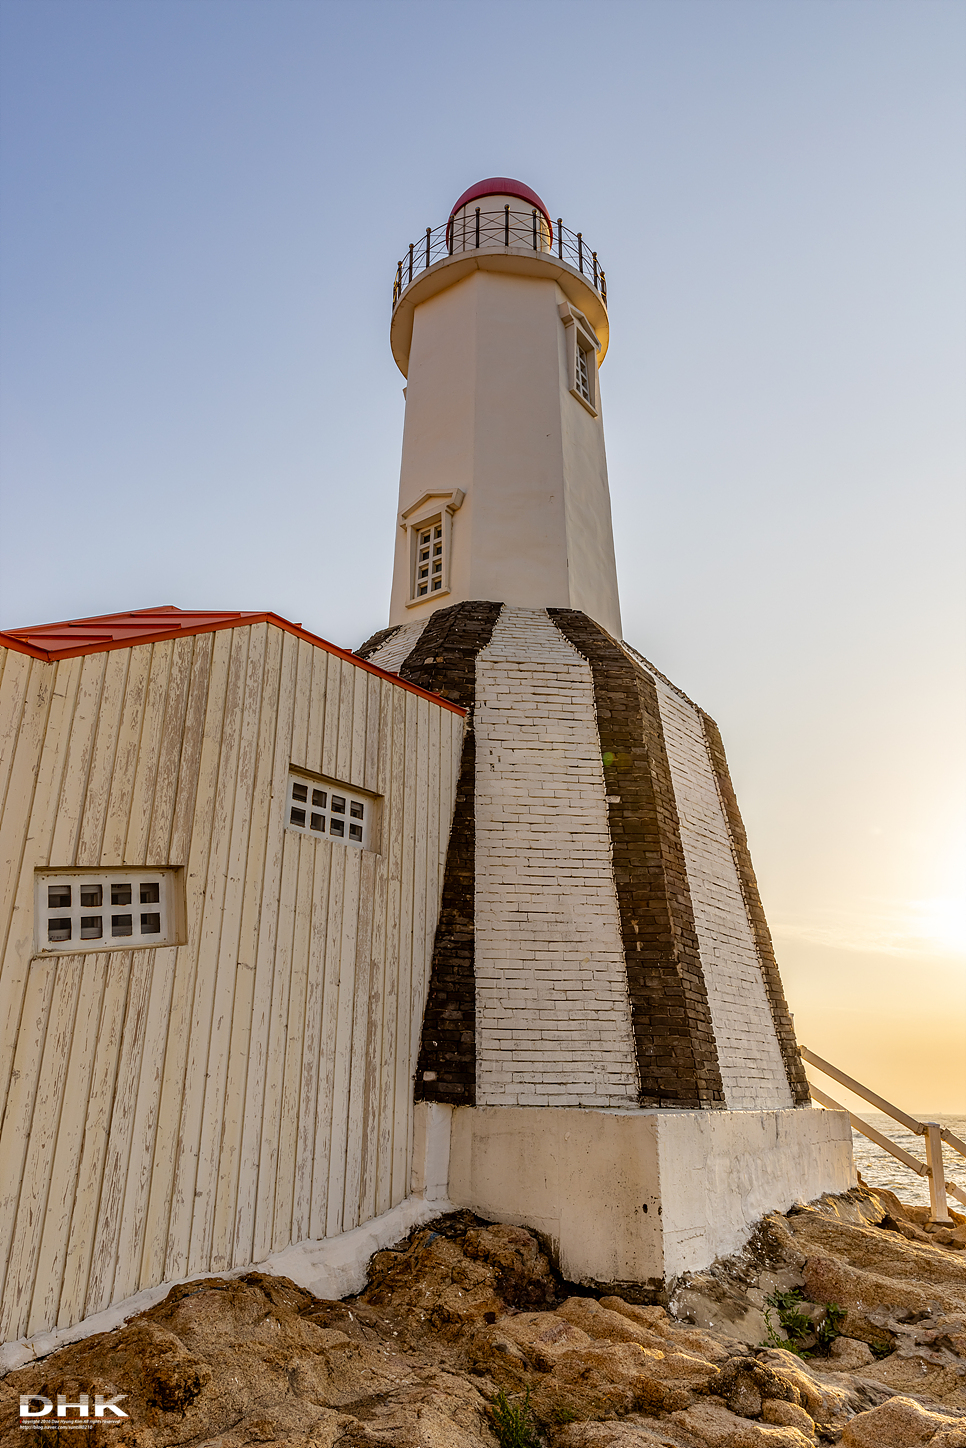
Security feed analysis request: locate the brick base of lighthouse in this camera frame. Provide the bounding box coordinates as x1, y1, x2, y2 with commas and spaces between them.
359, 602, 855, 1285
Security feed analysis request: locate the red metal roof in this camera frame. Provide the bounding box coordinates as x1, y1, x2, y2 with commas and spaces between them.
448, 177, 552, 241
0, 606, 464, 714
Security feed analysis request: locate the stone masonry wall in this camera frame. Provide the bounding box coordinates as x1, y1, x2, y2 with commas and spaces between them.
398, 602, 503, 1105
652, 678, 793, 1111
473, 609, 640, 1107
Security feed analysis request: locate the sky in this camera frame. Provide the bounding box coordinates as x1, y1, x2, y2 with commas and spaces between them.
1, 0, 963, 1113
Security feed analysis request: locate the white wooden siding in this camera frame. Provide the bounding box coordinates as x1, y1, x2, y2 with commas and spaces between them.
0, 625, 463, 1340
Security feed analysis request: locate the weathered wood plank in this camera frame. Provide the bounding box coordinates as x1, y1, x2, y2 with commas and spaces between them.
0, 959, 57, 1334
0, 657, 83, 1111
0, 650, 33, 824
111, 945, 179, 1299
305, 642, 328, 777
291, 837, 331, 1244
145, 636, 196, 865
47, 653, 109, 868
56, 950, 133, 1329
210, 623, 283, 1272
325, 844, 362, 1238
360, 848, 389, 1226
343, 848, 376, 1231
2, 956, 84, 1339
272, 834, 315, 1251
83, 948, 155, 1316
100, 645, 154, 865
252, 828, 299, 1260
232, 628, 298, 1268
309, 842, 345, 1241
375, 686, 406, 1219
26, 951, 106, 1332
167, 626, 250, 1279
288, 638, 314, 773
75, 651, 132, 866
188, 624, 267, 1273
138, 631, 218, 1288
335, 660, 356, 787
390, 691, 418, 1206
124, 641, 175, 865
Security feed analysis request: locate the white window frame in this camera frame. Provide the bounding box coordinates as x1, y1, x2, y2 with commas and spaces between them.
34, 867, 184, 956
285, 769, 376, 850
398, 488, 465, 607
559, 303, 600, 416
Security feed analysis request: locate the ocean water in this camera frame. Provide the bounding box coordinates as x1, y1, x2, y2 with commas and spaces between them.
848, 1112, 966, 1210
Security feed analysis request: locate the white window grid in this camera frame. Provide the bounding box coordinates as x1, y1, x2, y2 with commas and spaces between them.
413, 520, 445, 600
35, 870, 178, 954
286, 772, 370, 848
575, 343, 592, 403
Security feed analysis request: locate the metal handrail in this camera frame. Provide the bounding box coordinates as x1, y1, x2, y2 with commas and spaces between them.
802, 1046, 965, 1221
392, 209, 607, 309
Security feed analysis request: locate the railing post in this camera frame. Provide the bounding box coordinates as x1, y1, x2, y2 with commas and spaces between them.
593, 251, 598, 288
925, 1123, 954, 1223
504, 204, 509, 247
448, 220, 453, 256
532, 209, 537, 250
425, 227, 431, 270
395, 261, 402, 303
577, 232, 584, 274
557, 220, 562, 260
408, 243, 414, 286
475, 207, 480, 248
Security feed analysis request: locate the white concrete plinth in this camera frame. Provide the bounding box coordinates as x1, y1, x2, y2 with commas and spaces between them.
425, 1103, 854, 1289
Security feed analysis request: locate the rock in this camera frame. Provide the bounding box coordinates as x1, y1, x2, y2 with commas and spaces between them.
824, 1335, 875, 1371
840, 1394, 966, 1446
558, 1296, 669, 1347
600, 1296, 732, 1362
761, 1397, 817, 1435
712, 1357, 799, 1418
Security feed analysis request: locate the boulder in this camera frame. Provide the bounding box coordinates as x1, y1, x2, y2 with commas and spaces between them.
840, 1395, 966, 1447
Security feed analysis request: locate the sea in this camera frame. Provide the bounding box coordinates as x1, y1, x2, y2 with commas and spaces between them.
848, 1112, 966, 1210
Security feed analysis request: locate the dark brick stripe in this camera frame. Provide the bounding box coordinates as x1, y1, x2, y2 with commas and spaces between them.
549, 610, 724, 1108
354, 625, 402, 661
395, 601, 504, 1106
699, 713, 811, 1105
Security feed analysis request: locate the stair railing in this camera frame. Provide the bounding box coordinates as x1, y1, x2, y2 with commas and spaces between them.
801, 1045, 966, 1223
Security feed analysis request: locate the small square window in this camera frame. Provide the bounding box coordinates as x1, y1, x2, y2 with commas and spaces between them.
36, 869, 180, 955
285, 771, 373, 850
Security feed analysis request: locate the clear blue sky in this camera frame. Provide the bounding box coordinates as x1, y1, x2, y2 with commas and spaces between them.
1, 0, 963, 1107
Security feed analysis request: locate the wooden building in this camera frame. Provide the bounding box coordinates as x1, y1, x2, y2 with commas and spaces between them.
0, 607, 463, 1341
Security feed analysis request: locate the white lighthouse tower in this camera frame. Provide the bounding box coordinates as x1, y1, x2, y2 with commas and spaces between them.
361, 178, 853, 1289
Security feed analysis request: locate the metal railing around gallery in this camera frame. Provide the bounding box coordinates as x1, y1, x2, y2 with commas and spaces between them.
392, 207, 607, 309
802, 1044, 966, 1222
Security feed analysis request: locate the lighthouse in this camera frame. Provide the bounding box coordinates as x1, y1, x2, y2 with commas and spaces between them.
360, 178, 853, 1289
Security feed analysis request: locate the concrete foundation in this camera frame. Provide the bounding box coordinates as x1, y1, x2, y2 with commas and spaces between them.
414, 1102, 854, 1289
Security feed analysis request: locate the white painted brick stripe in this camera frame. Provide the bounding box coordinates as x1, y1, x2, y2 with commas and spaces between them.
473, 608, 639, 1107
653, 678, 793, 1111
364, 619, 429, 673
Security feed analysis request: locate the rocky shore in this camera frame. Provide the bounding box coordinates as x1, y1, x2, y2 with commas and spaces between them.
2, 1185, 964, 1447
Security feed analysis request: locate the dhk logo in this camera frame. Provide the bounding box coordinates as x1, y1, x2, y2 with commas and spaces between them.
20, 1395, 128, 1421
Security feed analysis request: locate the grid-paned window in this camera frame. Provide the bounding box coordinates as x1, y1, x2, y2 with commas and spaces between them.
415, 523, 445, 599
35, 869, 180, 954
286, 771, 370, 848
